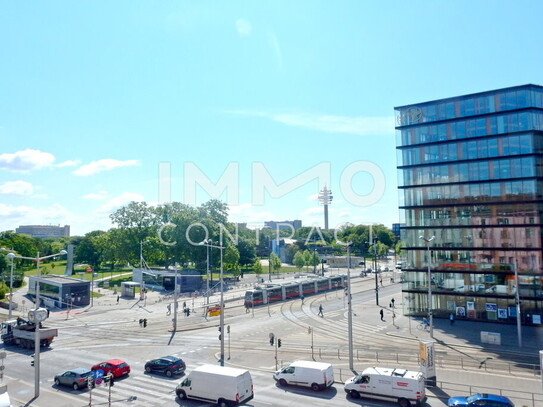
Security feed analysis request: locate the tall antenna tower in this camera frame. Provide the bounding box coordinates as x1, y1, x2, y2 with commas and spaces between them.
318, 186, 333, 231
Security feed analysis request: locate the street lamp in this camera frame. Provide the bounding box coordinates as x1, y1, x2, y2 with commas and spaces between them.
337, 240, 354, 371
365, 240, 380, 305
0, 248, 15, 319
203, 239, 212, 305
5, 250, 67, 398
419, 235, 435, 338
199, 237, 225, 366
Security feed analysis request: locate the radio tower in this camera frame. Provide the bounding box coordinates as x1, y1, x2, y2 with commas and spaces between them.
318, 186, 333, 231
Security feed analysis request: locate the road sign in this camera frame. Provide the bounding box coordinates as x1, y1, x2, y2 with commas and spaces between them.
86, 266, 93, 273
93, 369, 104, 385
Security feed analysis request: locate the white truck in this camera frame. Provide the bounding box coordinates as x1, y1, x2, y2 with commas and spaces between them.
344, 366, 426, 407
175, 364, 253, 407
273, 360, 334, 391
0, 318, 58, 349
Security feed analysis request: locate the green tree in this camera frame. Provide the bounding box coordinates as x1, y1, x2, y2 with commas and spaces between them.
293, 251, 305, 270
223, 244, 241, 276
269, 252, 281, 272
253, 258, 263, 275
75, 231, 106, 270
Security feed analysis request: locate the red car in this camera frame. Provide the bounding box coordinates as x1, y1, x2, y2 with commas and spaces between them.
91, 359, 130, 378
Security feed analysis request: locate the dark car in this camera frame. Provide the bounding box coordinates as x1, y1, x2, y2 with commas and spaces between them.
91, 359, 130, 378
448, 393, 514, 407
144, 356, 186, 377
54, 368, 93, 390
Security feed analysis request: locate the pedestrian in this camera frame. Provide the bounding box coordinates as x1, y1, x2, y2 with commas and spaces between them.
380, 276, 383, 287
245, 303, 250, 313
116, 295, 120, 304
380, 308, 384, 321
318, 304, 324, 317
389, 301, 392, 308
391, 298, 395, 308
183, 301, 186, 309
449, 312, 455, 325
46, 308, 50, 318
301, 294, 304, 305
166, 304, 171, 315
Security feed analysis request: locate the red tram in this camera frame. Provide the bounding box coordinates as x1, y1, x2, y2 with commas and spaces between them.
244, 275, 347, 307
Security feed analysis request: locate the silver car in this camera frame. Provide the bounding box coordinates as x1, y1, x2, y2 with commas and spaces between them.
54, 368, 93, 390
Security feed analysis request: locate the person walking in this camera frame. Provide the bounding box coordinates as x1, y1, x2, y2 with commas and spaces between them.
318, 304, 324, 317
391, 298, 395, 308
116, 295, 120, 304
449, 312, 455, 325
166, 304, 171, 315
300, 294, 304, 305
380, 308, 384, 321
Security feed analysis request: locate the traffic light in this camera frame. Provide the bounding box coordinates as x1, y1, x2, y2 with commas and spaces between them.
30, 354, 34, 367
277, 339, 282, 348
270, 337, 274, 346
219, 334, 222, 341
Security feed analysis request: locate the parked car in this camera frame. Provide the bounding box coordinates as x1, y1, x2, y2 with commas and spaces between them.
91, 359, 130, 378
145, 356, 186, 377
448, 393, 514, 407
54, 368, 93, 390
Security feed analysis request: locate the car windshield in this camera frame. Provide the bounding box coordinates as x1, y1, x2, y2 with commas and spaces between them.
117, 363, 128, 368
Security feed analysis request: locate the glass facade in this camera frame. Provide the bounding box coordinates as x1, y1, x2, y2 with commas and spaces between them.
395, 84, 543, 325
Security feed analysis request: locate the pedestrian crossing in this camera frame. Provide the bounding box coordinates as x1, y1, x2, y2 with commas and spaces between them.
42, 349, 219, 406
41, 347, 289, 407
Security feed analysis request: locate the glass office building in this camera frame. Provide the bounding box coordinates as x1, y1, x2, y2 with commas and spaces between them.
395, 84, 543, 325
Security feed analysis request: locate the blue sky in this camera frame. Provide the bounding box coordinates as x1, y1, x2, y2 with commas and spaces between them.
1, 1, 543, 236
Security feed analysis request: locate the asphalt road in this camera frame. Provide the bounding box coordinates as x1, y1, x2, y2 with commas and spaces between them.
1, 269, 541, 406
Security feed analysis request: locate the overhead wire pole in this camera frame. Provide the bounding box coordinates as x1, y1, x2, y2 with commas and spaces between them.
219, 233, 225, 366
337, 239, 354, 371
419, 235, 435, 339
5, 250, 67, 399
513, 259, 522, 348
199, 238, 225, 366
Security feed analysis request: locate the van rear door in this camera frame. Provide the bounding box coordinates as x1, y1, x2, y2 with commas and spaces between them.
236, 371, 253, 402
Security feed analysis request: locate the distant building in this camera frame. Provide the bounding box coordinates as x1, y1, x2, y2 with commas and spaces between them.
16, 225, 70, 239
264, 220, 302, 230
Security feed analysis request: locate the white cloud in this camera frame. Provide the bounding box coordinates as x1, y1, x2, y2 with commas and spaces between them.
229, 203, 275, 225
227, 110, 395, 137
97, 192, 145, 214
56, 159, 80, 168
236, 19, 252, 36
301, 207, 323, 215
0, 181, 34, 196
0, 149, 56, 172
83, 190, 109, 200
0, 202, 72, 227
73, 159, 139, 176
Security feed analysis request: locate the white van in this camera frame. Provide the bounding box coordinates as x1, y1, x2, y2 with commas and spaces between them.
344, 366, 426, 407
273, 360, 334, 391
175, 364, 253, 407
